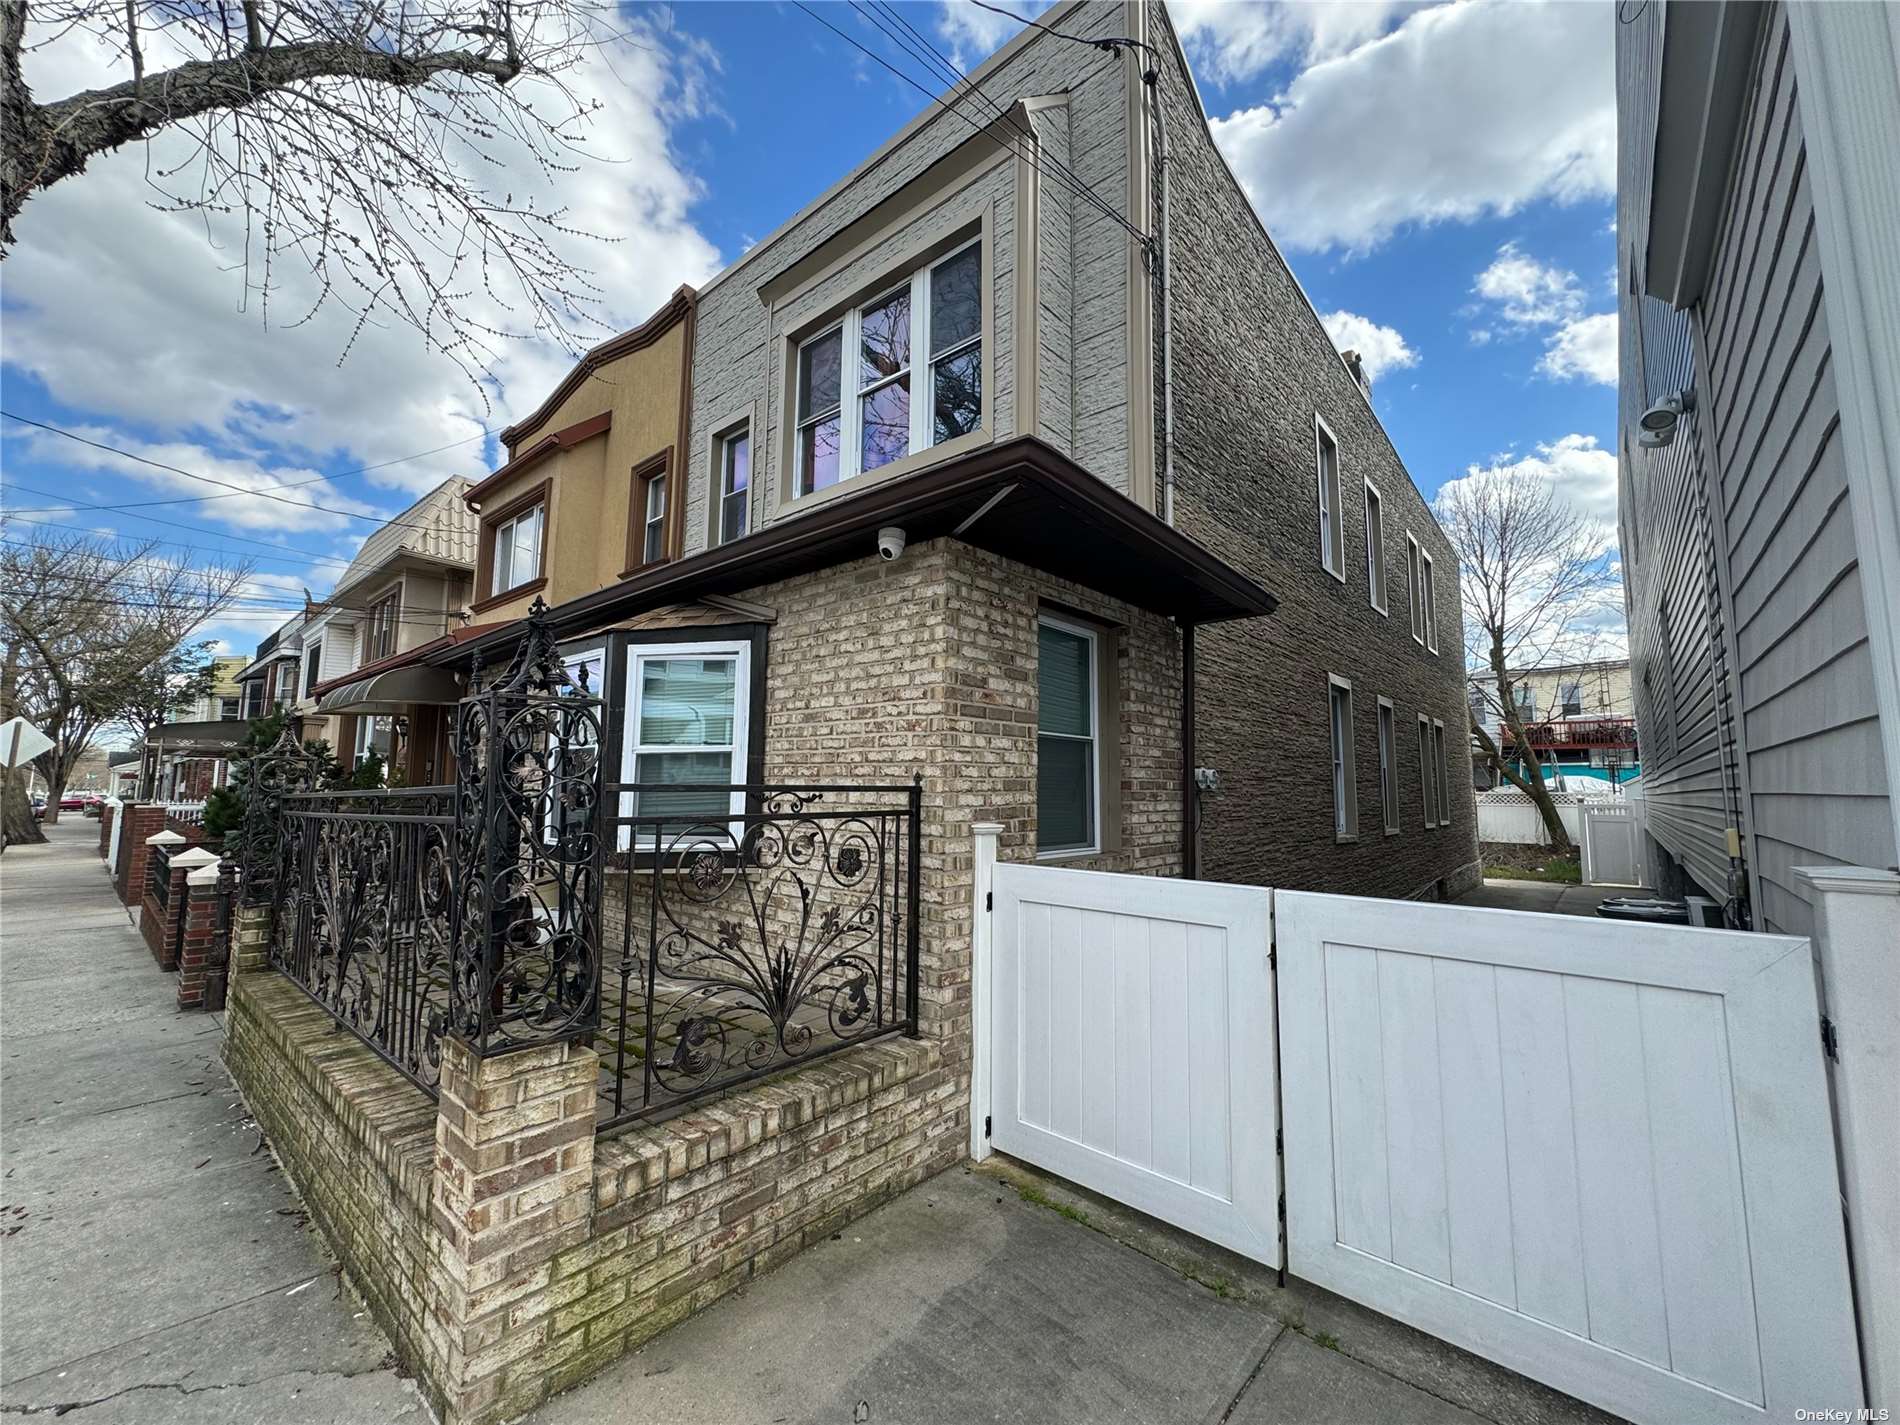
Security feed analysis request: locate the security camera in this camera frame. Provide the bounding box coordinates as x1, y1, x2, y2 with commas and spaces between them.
1637, 390, 1693, 449
877, 526, 907, 562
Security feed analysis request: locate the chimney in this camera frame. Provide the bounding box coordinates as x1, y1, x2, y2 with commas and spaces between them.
1341, 349, 1372, 396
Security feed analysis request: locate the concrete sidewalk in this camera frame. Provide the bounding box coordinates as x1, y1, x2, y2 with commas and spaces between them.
1454, 877, 1629, 917
0, 820, 423, 1423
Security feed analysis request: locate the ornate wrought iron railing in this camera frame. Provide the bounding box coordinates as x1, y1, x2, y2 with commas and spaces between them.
597, 780, 922, 1131
269, 786, 458, 1094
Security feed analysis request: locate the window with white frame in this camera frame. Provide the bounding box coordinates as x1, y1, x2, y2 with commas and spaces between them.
1377, 698, 1398, 834
1364, 482, 1386, 612
354, 715, 394, 764
641, 471, 668, 566
620, 641, 751, 841
1329, 677, 1356, 838
1316, 417, 1344, 579
1428, 718, 1444, 832
794, 241, 982, 497
1559, 680, 1582, 716
303, 641, 323, 697
1037, 616, 1098, 855
1419, 713, 1437, 827
1422, 548, 1438, 653
1406, 535, 1425, 644
491, 503, 544, 595
717, 426, 749, 545
365, 588, 401, 663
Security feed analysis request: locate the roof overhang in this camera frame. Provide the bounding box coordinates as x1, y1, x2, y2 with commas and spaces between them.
1645, 0, 1769, 309
466, 410, 613, 509
144, 720, 250, 754
438, 436, 1276, 670
316, 664, 466, 715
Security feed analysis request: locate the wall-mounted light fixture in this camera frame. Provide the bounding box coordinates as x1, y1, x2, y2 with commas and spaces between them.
1638, 390, 1694, 449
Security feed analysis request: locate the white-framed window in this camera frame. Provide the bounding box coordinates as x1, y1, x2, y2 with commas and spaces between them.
641, 472, 668, 566
219, 696, 241, 721
354, 715, 394, 764
1329, 675, 1356, 839
492, 503, 544, 595
1433, 717, 1452, 826
1422, 547, 1438, 653
717, 426, 750, 545
1419, 713, 1438, 827
1364, 481, 1386, 613
794, 240, 982, 497
1037, 614, 1099, 856
1559, 680, 1582, 717
303, 642, 323, 698
619, 640, 751, 848
1315, 415, 1344, 580
1377, 697, 1398, 834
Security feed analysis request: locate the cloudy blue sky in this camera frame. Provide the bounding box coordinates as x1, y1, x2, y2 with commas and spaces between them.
0, 0, 1619, 662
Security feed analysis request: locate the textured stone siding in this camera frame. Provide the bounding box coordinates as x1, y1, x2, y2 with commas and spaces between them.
223, 972, 443, 1397
1143, 5, 1480, 898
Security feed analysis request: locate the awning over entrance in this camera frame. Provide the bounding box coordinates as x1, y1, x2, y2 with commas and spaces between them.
315, 665, 465, 715
145, 719, 250, 755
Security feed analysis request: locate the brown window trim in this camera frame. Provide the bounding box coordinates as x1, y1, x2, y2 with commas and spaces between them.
474, 478, 551, 610
620, 448, 679, 578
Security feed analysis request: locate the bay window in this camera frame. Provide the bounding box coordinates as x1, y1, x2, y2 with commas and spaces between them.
794, 240, 983, 497
1036, 616, 1098, 856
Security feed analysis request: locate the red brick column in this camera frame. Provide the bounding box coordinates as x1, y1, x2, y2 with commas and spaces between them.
169, 848, 223, 1005
139, 831, 190, 968
175, 852, 225, 1009
116, 807, 167, 907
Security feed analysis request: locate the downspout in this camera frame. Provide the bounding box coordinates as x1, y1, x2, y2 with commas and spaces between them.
1181, 621, 1197, 878
1152, 65, 1176, 527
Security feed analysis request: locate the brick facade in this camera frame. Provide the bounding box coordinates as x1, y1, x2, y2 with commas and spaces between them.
137, 832, 188, 968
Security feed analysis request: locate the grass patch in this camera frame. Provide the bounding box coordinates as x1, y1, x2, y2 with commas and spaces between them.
1484, 858, 1582, 884
1015, 1183, 1091, 1227
1312, 1330, 1342, 1352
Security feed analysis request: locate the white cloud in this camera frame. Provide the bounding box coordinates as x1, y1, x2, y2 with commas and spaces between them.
1539, 312, 1618, 386
1318, 310, 1418, 384
1473, 243, 1584, 327
1440, 432, 1620, 534
934, 1, 1054, 71
3, 14, 722, 520
1173, 1, 1420, 82
1206, 0, 1613, 254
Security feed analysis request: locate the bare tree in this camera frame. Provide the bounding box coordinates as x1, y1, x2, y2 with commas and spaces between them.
1437, 466, 1621, 857
0, 532, 250, 844
1, 1, 621, 384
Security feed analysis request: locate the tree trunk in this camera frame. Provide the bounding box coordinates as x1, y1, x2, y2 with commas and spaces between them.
1, 770, 45, 848
39, 773, 65, 826
1484, 640, 1577, 859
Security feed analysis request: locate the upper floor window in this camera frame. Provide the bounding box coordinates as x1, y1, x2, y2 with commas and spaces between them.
717, 427, 749, 545
1559, 680, 1582, 717
1363, 481, 1386, 613
1406, 535, 1436, 650
1328, 676, 1356, 839
365, 589, 400, 663
795, 241, 982, 497
219, 697, 241, 721
274, 659, 297, 708
642, 470, 668, 567
1377, 697, 1398, 834
303, 641, 323, 697
1315, 417, 1344, 580
492, 503, 544, 595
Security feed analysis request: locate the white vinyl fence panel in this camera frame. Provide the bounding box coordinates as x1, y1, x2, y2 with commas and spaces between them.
1580, 802, 1641, 885
1276, 891, 1860, 1425
986, 862, 1279, 1267
1476, 790, 1584, 846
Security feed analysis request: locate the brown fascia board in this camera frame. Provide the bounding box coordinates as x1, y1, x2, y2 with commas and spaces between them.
497, 286, 697, 452
464, 411, 612, 508
432, 436, 1276, 671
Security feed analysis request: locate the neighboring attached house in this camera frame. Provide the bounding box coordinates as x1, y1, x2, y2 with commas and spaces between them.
1478, 658, 1640, 788
307, 477, 479, 785
1617, 0, 1900, 933
409, 0, 1474, 909
141, 654, 250, 798
236, 614, 305, 720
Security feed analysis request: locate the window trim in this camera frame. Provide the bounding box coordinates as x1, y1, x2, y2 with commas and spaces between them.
1433, 717, 1452, 827
785, 232, 989, 511
1405, 533, 1426, 646
621, 450, 675, 577
303, 641, 323, 698
1036, 612, 1103, 860
1376, 696, 1399, 835
616, 637, 754, 852
1315, 414, 1345, 582
471, 480, 551, 613
1422, 547, 1439, 654
1419, 713, 1437, 828
1363, 480, 1387, 614
711, 420, 751, 547
363, 581, 404, 665
1328, 673, 1357, 842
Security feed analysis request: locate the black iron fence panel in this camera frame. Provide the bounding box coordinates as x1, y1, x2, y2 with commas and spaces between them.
597, 782, 922, 1131
268, 788, 458, 1095
147, 842, 174, 912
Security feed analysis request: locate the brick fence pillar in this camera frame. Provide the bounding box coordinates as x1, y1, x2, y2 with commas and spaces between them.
116, 806, 167, 906
430, 1037, 598, 1425
231, 899, 271, 980
170, 849, 223, 1007
139, 831, 188, 967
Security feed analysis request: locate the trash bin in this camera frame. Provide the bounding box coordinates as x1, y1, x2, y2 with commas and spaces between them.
1595, 895, 1691, 925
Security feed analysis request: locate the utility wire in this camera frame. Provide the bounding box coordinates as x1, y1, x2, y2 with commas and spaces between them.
965, 0, 1162, 62
1, 486, 356, 571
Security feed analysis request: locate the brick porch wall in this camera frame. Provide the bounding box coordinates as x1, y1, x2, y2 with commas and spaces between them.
114, 806, 165, 906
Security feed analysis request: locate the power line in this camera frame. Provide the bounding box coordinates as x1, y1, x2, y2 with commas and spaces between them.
1, 411, 475, 539
1, 486, 356, 571
0, 424, 494, 517
965, 0, 1161, 62
0, 510, 352, 575
789, 1, 1152, 255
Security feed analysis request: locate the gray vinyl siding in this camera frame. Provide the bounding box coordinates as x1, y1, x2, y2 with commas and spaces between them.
1617, 4, 1743, 907
1696, 10, 1894, 936
1618, 2, 1895, 934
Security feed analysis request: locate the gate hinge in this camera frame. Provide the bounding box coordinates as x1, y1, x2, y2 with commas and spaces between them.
1821, 1015, 1839, 1061
1277, 1192, 1286, 1223
984, 1115, 992, 1140
1275, 1128, 1282, 1157
985, 890, 992, 912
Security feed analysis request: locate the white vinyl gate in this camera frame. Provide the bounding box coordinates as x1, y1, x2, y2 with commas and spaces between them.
984, 862, 1280, 1267
1580, 801, 1641, 885
973, 849, 1863, 1425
